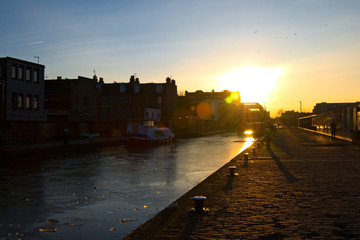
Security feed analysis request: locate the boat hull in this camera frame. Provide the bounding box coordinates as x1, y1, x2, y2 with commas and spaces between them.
125, 136, 174, 147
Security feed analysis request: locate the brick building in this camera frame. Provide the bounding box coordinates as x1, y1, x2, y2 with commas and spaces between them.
100, 75, 177, 127
0, 57, 46, 121
45, 76, 101, 121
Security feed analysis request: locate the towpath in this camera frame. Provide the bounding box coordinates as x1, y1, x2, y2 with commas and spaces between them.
125, 128, 360, 239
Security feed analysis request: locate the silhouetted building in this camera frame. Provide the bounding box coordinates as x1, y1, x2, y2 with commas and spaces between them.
300, 102, 360, 141
174, 90, 241, 135
313, 102, 355, 114
45, 76, 101, 121
280, 110, 311, 127
100, 75, 177, 127
241, 102, 266, 123
0, 57, 46, 121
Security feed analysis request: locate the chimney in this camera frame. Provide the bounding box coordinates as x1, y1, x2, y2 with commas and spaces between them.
57, 76, 62, 80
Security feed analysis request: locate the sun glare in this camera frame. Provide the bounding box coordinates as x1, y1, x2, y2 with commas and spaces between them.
218, 66, 284, 104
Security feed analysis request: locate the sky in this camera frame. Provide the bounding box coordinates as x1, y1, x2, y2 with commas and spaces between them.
1, 0, 360, 117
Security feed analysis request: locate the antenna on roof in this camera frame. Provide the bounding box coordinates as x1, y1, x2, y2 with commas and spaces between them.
34, 56, 39, 64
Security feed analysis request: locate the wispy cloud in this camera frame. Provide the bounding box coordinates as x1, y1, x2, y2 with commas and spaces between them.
19, 41, 45, 47
0, 41, 45, 50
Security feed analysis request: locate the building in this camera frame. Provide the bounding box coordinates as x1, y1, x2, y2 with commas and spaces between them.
174, 90, 241, 135
100, 75, 177, 127
0, 57, 46, 121
279, 110, 311, 128
299, 102, 360, 141
45, 75, 101, 122
313, 102, 355, 114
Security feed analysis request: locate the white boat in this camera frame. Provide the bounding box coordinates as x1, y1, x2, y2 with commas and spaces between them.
125, 120, 174, 146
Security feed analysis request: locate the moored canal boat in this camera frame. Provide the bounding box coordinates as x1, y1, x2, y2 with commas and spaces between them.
125, 120, 174, 146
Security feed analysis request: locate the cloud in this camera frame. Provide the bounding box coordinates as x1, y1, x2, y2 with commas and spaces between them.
20, 41, 45, 46
0, 41, 45, 50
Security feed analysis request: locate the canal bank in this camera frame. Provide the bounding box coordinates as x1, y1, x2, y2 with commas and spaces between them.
1, 132, 250, 239
0, 137, 127, 161
124, 128, 360, 239
0, 130, 232, 161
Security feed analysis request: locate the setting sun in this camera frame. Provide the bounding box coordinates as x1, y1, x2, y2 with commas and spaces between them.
218, 66, 284, 104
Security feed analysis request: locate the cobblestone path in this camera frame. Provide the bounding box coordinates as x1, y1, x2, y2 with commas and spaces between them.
125, 128, 360, 239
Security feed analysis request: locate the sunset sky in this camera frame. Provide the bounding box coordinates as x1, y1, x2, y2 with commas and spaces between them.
2, 0, 360, 116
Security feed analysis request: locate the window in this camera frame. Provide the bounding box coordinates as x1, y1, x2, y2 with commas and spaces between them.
34, 69, 39, 83
26, 67, 31, 82
84, 97, 89, 105
18, 93, 24, 109
33, 95, 39, 110
157, 97, 162, 105
12, 65, 17, 79
12, 93, 17, 110
18, 66, 23, 80
134, 84, 140, 93
26, 94, 31, 110
156, 84, 163, 93
119, 83, 126, 93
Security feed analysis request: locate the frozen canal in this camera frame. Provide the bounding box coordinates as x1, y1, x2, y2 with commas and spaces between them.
0, 132, 252, 239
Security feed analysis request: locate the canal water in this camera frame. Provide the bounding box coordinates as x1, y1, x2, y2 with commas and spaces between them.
0, 132, 252, 239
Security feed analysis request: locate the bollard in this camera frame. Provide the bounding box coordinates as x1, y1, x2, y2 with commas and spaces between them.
244, 153, 249, 160
228, 166, 238, 176
191, 196, 208, 212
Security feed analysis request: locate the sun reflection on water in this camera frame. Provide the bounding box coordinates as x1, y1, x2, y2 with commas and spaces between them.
238, 137, 255, 154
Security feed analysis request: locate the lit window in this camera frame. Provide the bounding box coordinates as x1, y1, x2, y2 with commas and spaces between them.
26, 94, 31, 110
18, 66, 23, 80
26, 67, 31, 82
18, 93, 24, 109
12, 65, 16, 79
33, 95, 39, 110
34, 69, 39, 83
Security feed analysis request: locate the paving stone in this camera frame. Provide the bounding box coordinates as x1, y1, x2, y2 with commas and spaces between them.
124, 128, 360, 239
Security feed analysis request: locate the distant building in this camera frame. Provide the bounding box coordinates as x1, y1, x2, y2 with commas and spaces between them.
241, 102, 266, 122
300, 102, 360, 141
280, 110, 311, 127
45, 76, 101, 121
313, 102, 355, 114
0, 57, 46, 121
184, 90, 241, 121
174, 90, 242, 135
